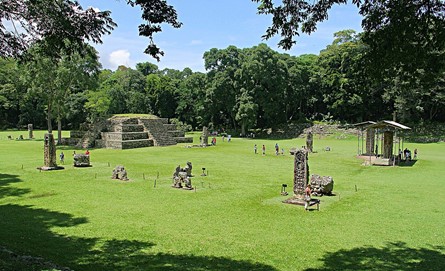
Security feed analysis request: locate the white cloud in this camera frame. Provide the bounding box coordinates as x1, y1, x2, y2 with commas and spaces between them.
109, 49, 131, 69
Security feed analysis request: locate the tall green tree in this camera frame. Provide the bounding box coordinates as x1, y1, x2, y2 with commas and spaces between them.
97, 66, 149, 115
285, 54, 319, 121
22, 43, 101, 139
240, 44, 288, 127
51, 45, 101, 142
204, 46, 244, 129
235, 88, 258, 135
360, 0, 445, 122
176, 72, 207, 129
0, 58, 23, 127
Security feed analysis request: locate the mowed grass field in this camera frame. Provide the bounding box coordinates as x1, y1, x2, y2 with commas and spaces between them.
0, 130, 444, 270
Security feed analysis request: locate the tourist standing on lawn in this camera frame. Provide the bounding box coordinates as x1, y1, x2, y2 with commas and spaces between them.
262, 145, 266, 156
254, 144, 257, 154
59, 152, 64, 164
304, 184, 312, 210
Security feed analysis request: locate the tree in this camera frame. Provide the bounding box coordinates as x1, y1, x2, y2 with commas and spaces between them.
360, 1, 445, 122
0, 58, 23, 127
22, 43, 101, 139
175, 72, 207, 129
136, 62, 159, 76
254, 0, 445, 121
96, 66, 149, 115
1, 0, 115, 58
283, 53, 319, 121
0, 0, 181, 61
51, 45, 101, 142
204, 46, 244, 129
240, 44, 288, 127
3, 0, 444, 65
235, 88, 258, 135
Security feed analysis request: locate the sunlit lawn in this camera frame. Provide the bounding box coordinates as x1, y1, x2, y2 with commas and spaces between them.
0, 129, 444, 270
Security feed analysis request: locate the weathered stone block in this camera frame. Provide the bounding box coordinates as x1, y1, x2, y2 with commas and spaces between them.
309, 174, 334, 196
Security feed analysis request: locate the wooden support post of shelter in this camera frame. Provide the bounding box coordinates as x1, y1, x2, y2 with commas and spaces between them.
352, 121, 376, 156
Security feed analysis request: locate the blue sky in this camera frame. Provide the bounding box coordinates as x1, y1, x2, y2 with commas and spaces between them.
79, 0, 363, 72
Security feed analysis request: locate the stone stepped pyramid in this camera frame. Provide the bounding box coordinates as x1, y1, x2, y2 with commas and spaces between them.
65, 115, 192, 149
97, 118, 153, 149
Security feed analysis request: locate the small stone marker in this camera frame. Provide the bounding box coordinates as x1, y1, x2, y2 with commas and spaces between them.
28, 124, 33, 139
306, 131, 313, 153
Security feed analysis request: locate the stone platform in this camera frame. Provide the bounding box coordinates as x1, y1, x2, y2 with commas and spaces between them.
283, 197, 320, 210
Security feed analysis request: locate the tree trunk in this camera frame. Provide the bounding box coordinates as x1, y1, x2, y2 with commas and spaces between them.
57, 118, 62, 145
47, 103, 52, 133
241, 121, 246, 136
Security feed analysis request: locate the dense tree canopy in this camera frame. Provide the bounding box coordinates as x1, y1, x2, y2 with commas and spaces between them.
0, 0, 115, 58
2, 0, 444, 65
1, 1, 445, 134
2, 33, 445, 133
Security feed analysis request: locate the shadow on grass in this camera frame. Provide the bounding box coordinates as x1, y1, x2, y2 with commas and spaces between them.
398, 159, 418, 167
0, 204, 277, 271
304, 242, 445, 271
0, 174, 30, 199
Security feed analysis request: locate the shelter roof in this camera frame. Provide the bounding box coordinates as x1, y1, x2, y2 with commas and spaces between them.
351, 121, 377, 128
367, 120, 411, 130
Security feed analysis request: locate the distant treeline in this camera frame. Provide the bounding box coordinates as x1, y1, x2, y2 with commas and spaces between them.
1, 30, 444, 133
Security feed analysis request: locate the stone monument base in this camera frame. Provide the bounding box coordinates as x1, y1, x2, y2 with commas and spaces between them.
283, 197, 320, 208
37, 166, 65, 171
283, 197, 306, 206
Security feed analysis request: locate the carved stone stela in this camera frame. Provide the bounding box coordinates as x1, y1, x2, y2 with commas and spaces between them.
44, 133, 57, 168
201, 126, 209, 146
293, 149, 309, 199
28, 124, 33, 139
306, 132, 313, 152
38, 133, 63, 170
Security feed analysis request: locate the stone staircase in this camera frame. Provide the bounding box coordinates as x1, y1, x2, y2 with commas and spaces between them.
139, 118, 178, 146
97, 118, 153, 149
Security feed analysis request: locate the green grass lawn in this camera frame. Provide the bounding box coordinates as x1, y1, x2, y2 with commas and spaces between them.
0, 130, 444, 270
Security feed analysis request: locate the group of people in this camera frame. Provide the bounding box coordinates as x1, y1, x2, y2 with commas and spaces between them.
254, 144, 285, 156
59, 149, 90, 164
400, 148, 417, 161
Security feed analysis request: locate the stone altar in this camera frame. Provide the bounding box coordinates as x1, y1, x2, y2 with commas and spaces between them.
73, 154, 90, 167
309, 174, 334, 196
